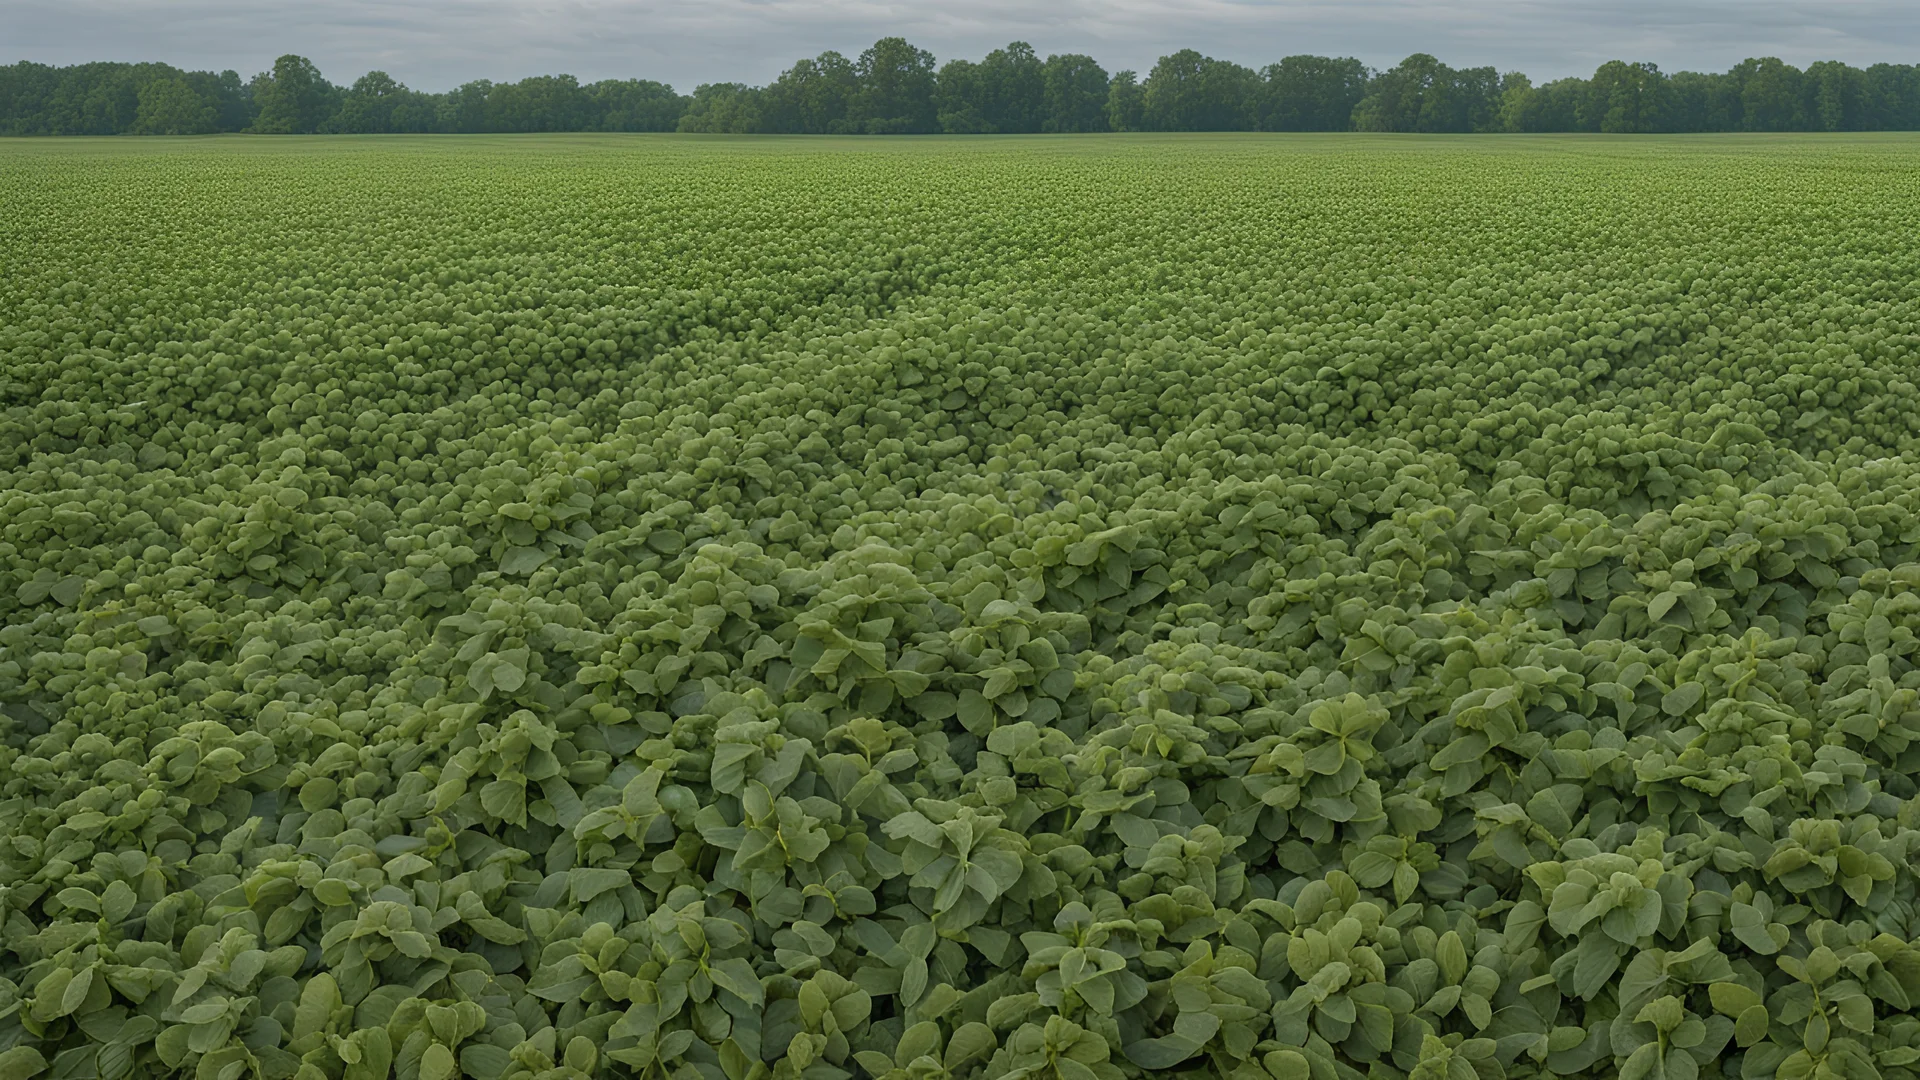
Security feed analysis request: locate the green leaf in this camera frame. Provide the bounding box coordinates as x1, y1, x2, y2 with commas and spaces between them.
1571, 936, 1622, 1000
956, 690, 994, 735
0, 1046, 48, 1080
491, 648, 529, 693
1355, 1000, 1396, 1048
945, 1022, 996, 1070
708, 958, 764, 1008
908, 692, 958, 721
178, 999, 226, 1025
499, 546, 549, 575
420, 1044, 457, 1080
1348, 851, 1396, 888
1263, 1049, 1312, 1080
345, 1028, 392, 1080
1124, 1034, 1207, 1070
569, 867, 630, 903
60, 966, 95, 1017
527, 970, 596, 1003
1734, 1005, 1768, 1047
49, 576, 84, 607
1662, 682, 1705, 716
901, 956, 929, 1007
1727, 904, 1780, 955
1303, 740, 1346, 775
882, 811, 943, 848
1619, 1042, 1661, 1080
1833, 992, 1873, 1033
1805, 1009, 1830, 1055
294, 973, 340, 1040
986, 993, 1038, 1031
479, 779, 525, 824
1437, 932, 1469, 985
896, 1020, 941, 1065
830, 986, 871, 1031
459, 1043, 512, 1080
1708, 982, 1762, 1017
154, 1026, 191, 1068
101, 880, 136, 924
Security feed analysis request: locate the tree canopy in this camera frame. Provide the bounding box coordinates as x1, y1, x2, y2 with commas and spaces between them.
7, 45, 1920, 136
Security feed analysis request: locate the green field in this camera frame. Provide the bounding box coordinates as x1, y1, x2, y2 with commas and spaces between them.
6, 133, 1920, 1080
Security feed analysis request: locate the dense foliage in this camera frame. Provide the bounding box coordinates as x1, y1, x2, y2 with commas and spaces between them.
6, 133, 1920, 1080
7, 45, 1920, 135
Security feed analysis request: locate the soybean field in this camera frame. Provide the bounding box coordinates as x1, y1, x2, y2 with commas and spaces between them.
5, 133, 1920, 1080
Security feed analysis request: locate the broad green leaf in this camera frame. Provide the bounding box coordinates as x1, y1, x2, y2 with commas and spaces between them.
1734, 1005, 1768, 1047
708, 958, 765, 1007
1708, 982, 1762, 1017
956, 690, 994, 735
946, 1022, 996, 1070
420, 1044, 457, 1080
1727, 905, 1780, 955
459, 1043, 512, 1080
570, 867, 630, 903
1662, 682, 1705, 716
499, 546, 549, 575
0, 1047, 48, 1080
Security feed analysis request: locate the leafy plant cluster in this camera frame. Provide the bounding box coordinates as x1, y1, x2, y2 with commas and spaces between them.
5, 135, 1920, 1080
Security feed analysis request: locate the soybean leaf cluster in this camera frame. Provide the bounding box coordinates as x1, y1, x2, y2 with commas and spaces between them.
5, 134, 1920, 1080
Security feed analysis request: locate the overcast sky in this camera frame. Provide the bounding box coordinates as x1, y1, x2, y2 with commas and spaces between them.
8, 0, 1919, 92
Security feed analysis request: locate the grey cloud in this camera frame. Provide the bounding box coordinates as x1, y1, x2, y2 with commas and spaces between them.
5, 0, 1918, 93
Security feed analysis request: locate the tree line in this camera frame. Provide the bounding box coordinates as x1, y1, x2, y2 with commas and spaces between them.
6, 41, 1920, 136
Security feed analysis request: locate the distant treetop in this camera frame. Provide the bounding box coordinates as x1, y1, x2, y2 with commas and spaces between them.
4, 45, 1918, 136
